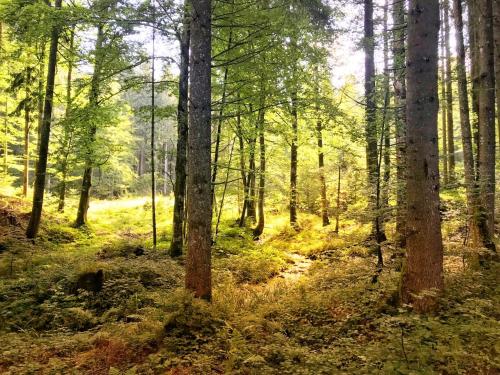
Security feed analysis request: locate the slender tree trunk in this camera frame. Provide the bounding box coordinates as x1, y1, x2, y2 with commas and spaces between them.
185, 0, 212, 300
440, 21, 449, 186
170, 3, 190, 257
58, 27, 75, 212
26, 0, 62, 238
163, 141, 168, 195
290, 90, 299, 227
392, 0, 407, 246
334, 163, 341, 234
247, 134, 256, 223
476, 0, 496, 251
452, 0, 481, 245
254, 89, 266, 237
23, 103, 30, 197
364, 0, 380, 238
315, 73, 329, 227
493, 1, 500, 145
151, 9, 157, 249
401, 0, 444, 313
36, 43, 45, 165
381, 0, 390, 229
236, 104, 248, 227
211, 30, 232, 206
75, 23, 105, 227
444, 0, 456, 182
468, 0, 481, 177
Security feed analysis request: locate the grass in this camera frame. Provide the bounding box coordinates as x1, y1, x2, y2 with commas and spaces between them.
0, 190, 499, 374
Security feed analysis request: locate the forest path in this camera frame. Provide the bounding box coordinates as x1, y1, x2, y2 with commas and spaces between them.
279, 252, 313, 281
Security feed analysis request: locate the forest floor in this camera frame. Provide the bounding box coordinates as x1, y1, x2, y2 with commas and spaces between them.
0, 193, 499, 374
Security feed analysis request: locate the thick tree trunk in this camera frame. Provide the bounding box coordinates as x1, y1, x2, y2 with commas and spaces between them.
290, 90, 299, 227
185, 0, 212, 300
75, 23, 105, 227
444, 0, 456, 182
401, 0, 444, 313
364, 0, 379, 238
170, 3, 190, 257
476, 0, 496, 250
26, 0, 62, 238
392, 0, 407, 246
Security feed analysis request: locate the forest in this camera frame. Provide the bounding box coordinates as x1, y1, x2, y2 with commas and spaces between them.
0, 0, 498, 373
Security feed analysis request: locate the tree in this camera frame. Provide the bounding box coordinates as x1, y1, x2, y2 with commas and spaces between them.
185, 0, 212, 300
443, 0, 455, 182
170, 1, 190, 257
26, 0, 63, 238
475, 0, 496, 252
401, 0, 444, 313
364, 0, 381, 241
392, 0, 407, 246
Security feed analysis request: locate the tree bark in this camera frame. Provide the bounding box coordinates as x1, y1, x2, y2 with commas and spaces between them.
364, 0, 379, 238
440, 15, 449, 186
334, 163, 341, 234
23, 98, 30, 197
170, 2, 190, 257
290, 90, 299, 227
452, 0, 481, 245
26, 0, 62, 238
185, 0, 212, 300
444, 0, 456, 182
392, 0, 407, 246
476, 0, 496, 250
254, 88, 266, 237
401, 0, 444, 313
493, 1, 500, 146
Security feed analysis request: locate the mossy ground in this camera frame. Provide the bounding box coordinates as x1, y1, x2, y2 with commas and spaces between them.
0, 193, 498, 374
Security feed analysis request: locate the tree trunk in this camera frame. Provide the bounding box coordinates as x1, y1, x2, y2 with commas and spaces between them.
476, 0, 496, 250
440, 17, 449, 186
381, 0, 390, 229
334, 163, 341, 234
468, 0, 481, 178
290, 90, 299, 227
236, 104, 248, 227
211, 30, 232, 206
75, 23, 105, 227
316, 73, 329, 227
185, 0, 212, 300
493, 1, 500, 146
401, 0, 444, 313
254, 90, 266, 237
23, 104, 30, 197
246, 134, 257, 223
26, 0, 62, 238
452, 0, 481, 245
151, 12, 157, 249
392, 0, 407, 246
444, 0, 456, 182
364, 0, 379, 238
170, 2, 190, 257
163, 141, 168, 195
58, 27, 75, 212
